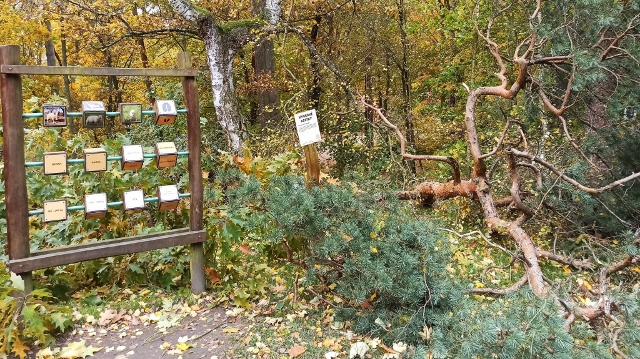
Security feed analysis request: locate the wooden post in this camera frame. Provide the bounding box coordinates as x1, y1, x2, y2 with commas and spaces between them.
178, 52, 206, 294
0, 45, 32, 293
304, 144, 320, 186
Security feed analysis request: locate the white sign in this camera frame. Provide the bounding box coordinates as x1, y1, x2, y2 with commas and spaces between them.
122, 145, 144, 162
123, 189, 145, 211
294, 109, 322, 146
85, 193, 107, 213
158, 185, 179, 202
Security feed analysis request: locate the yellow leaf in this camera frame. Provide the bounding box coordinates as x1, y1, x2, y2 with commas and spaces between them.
474, 281, 485, 288
35, 347, 55, 359
222, 327, 239, 333
341, 233, 353, 241
370, 233, 377, 239
176, 342, 193, 351
631, 266, 640, 273
12, 338, 29, 359
370, 247, 378, 254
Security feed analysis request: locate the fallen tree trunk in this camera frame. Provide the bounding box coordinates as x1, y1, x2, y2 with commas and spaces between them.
398, 180, 476, 205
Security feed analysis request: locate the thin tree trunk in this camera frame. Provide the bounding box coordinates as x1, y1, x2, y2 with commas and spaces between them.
364, 55, 374, 149
60, 31, 73, 133
44, 21, 59, 96
132, 5, 154, 105
396, 0, 415, 150
253, 38, 279, 128
309, 15, 322, 110
252, 0, 279, 128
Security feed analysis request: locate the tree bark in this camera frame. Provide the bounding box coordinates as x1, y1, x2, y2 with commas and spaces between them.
44, 21, 60, 95
252, 0, 279, 128
396, 0, 415, 151
309, 15, 322, 111
133, 4, 154, 105
168, 0, 281, 153
200, 22, 245, 153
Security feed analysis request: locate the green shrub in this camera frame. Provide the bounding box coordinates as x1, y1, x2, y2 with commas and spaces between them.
0, 268, 73, 357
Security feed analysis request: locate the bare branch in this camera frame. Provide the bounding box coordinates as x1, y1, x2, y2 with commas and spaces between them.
469, 275, 528, 295
361, 98, 462, 184
536, 249, 594, 270
479, 119, 525, 159
507, 152, 534, 219
91, 28, 199, 50
528, 55, 573, 65
511, 149, 640, 194
398, 181, 476, 204
440, 229, 519, 259
600, 13, 640, 61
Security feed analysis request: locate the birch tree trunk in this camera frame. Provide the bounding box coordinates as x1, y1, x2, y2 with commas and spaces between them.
168, 0, 281, 154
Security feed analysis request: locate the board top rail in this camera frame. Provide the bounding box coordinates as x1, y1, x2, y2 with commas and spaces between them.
1, 65, 197, 77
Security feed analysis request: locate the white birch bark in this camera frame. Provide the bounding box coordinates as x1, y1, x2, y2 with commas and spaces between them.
201, 25, 243, 152
264, 0, 281, 25
168, 0, 282, 153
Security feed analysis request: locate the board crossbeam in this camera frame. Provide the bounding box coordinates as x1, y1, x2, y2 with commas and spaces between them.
9, 229, 206, 273
1, 65, 197, 77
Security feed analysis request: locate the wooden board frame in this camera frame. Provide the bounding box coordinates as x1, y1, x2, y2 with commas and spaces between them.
0, 45, 205, 294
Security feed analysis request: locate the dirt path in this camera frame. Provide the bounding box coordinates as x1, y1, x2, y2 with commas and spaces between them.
21, 306, 245, 359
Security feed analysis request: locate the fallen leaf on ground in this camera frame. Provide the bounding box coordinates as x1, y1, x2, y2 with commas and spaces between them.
58, 340, 102, 358
35, 347, 55, 359
349, 341, 369, 358
288, 345, 306, 358
12, 338, 30, 359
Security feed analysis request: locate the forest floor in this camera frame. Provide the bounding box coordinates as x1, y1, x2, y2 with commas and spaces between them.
19, 286, 396, 359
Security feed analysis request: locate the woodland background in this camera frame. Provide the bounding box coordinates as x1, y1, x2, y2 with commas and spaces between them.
1, 0, 639, 358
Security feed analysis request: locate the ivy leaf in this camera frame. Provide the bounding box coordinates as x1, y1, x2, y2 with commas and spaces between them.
11, 337, 30, 359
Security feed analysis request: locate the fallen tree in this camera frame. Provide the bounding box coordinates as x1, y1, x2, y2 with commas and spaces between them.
357, 1, 639, 354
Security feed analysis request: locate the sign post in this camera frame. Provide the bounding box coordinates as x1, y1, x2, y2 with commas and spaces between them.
294, 109, 321, 186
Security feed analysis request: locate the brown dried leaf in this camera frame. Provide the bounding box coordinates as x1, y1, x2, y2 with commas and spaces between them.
288, 345, 306, 358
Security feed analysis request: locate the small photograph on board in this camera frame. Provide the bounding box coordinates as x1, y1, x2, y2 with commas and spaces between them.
119, 103, 142, 124
42, 104, 67, 127
82, 101, 106, 129
83, 112, 105, 128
